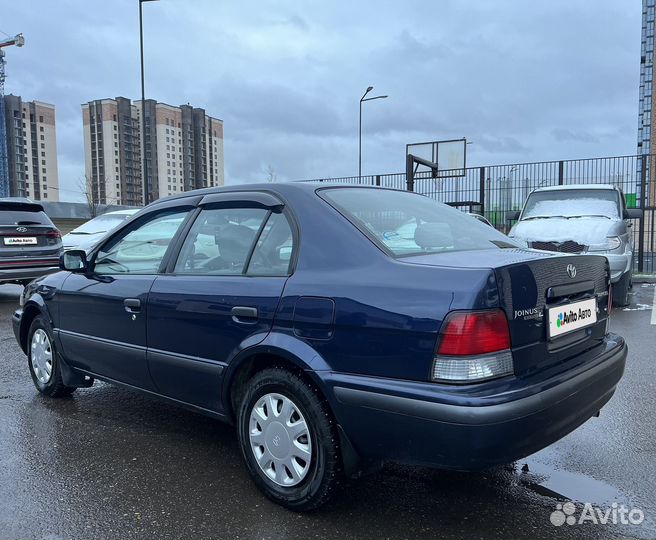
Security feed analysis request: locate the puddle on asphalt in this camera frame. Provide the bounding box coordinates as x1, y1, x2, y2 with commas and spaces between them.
516, 460, 625, 506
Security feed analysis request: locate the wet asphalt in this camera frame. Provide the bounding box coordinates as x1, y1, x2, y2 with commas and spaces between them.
0, 284, 655, 540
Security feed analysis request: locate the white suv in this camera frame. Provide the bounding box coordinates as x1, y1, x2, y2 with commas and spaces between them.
508, 184, 642, 306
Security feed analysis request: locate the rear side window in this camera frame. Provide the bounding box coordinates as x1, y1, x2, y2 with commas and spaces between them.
247, 212, 293, 276
320, 188, 518, 257
174, 207, 269, 274
175, 207, 294, 276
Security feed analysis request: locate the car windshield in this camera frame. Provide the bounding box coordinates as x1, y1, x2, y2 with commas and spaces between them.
521, 189, 620, 220
70, 214, 132, 234
320, 188, 519, 257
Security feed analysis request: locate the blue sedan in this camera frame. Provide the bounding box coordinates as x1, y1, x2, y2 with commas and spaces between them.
13, 183, 627, 510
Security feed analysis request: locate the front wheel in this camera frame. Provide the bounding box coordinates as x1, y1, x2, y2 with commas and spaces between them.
612, 272, 631, 307
236, 367, 342, 511
27, 315, 76, 397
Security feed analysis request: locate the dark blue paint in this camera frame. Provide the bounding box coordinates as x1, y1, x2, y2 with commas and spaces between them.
13, 182, 627, 472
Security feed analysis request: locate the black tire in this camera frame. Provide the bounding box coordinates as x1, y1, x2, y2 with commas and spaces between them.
612, 272, 631, 307
236, 367, 342, 511
27, 315, 76, 397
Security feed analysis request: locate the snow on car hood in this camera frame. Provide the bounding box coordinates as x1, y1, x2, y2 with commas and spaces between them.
510, 216, 615, 246
62, 231, 106, 253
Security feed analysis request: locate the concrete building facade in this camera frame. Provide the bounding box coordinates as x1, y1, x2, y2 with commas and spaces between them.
82, 97, 224, 206
3, 95, 60, 201
82, 97, 143, 207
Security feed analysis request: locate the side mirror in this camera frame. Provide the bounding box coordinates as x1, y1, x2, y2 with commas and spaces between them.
624, 208, 643, 220
60, 250, 88, 272
507, 210, 521, 221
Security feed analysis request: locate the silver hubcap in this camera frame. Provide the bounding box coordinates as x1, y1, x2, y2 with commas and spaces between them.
31, 329, 53, 384
249, 393, 312, 487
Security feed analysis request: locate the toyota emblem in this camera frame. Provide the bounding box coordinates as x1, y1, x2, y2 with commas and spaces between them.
16, 226, 27, 233
566, 264, 577, 278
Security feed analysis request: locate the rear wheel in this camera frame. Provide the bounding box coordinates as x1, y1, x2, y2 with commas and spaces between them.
612, 272, 630, 307
236, 367, 342, 511
27, 315, 76, 397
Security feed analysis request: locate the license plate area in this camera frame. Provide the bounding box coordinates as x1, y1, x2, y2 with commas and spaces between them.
547, 297, 597, 339
3, 237, 37, 246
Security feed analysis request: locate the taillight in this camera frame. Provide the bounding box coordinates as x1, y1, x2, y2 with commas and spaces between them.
432, 310, 514, 383
45, 229, 62, 245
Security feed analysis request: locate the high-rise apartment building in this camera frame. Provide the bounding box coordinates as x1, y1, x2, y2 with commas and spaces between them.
638, 0, 656, 207
82, 97, 224, 206
639, 0, 655, 157
3, 95, 60, 201
82, 97, 143, 206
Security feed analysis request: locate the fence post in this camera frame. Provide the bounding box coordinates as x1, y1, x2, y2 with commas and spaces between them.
479, 167, 486, 215
638, 154, 647, 273
406, 154, 414, 192
558, 161, 564, 185
375, 175, 381, 186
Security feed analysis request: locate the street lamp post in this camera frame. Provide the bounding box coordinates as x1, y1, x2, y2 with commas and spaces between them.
139, 0, 158, 206
359, 86, 388, 180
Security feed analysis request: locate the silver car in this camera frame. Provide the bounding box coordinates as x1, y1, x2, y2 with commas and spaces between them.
63, 209, 139, 253
508, 184, 642, 306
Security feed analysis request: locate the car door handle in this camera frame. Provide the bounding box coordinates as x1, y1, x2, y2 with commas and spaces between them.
231, 306, 258, 322
124, 298, 141, 313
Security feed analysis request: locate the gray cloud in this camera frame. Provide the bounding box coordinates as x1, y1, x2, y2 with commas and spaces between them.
1, 0, 642, 198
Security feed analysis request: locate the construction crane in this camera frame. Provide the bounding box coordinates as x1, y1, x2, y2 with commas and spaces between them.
0, 33, 25, 197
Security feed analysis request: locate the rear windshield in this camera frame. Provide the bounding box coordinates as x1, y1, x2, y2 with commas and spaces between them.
320, 188, 518, 257
521, 189, 620, 219
0, 208, 52, 226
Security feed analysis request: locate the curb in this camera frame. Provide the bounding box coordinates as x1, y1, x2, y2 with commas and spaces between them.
633, 274, 656, 284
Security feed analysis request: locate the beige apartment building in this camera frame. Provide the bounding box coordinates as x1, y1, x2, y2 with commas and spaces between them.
82, 97, 224, 206
3, 95, 60, 201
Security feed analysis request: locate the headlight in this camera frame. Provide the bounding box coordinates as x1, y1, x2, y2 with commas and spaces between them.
19, 287, 27, 307
589, 236, 621, 252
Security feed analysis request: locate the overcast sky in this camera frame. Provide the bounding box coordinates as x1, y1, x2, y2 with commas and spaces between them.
2, 0, 642, 201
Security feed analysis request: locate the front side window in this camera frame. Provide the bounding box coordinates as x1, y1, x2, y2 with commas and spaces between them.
320, 188, 517, 257
94, 209, 190, 275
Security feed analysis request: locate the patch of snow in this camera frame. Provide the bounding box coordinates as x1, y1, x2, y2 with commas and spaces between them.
622, 304, 653, 311
524, 199, 619, 219
511, 217, 613, 246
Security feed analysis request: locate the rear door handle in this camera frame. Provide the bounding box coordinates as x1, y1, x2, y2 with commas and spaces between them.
124, 298, 141, 313
231, 306, 258, 322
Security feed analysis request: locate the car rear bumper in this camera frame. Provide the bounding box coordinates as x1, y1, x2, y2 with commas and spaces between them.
325, 334, 627, 470
0, 265, 59, 284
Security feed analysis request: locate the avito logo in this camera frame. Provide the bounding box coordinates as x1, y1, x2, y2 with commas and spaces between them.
556, 307, 593, 329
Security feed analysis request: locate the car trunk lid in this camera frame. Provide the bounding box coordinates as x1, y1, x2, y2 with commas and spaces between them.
402, 248, 610, 377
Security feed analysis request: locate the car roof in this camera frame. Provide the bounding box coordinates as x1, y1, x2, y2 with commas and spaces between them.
146, 181, 400, 208
532, 183, 617, 193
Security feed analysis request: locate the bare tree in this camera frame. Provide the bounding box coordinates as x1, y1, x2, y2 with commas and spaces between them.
265, 164, 277, 183
78, 174, 119, 218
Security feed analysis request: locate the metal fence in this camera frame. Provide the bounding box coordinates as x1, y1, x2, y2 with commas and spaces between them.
300, 154, 656, 274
